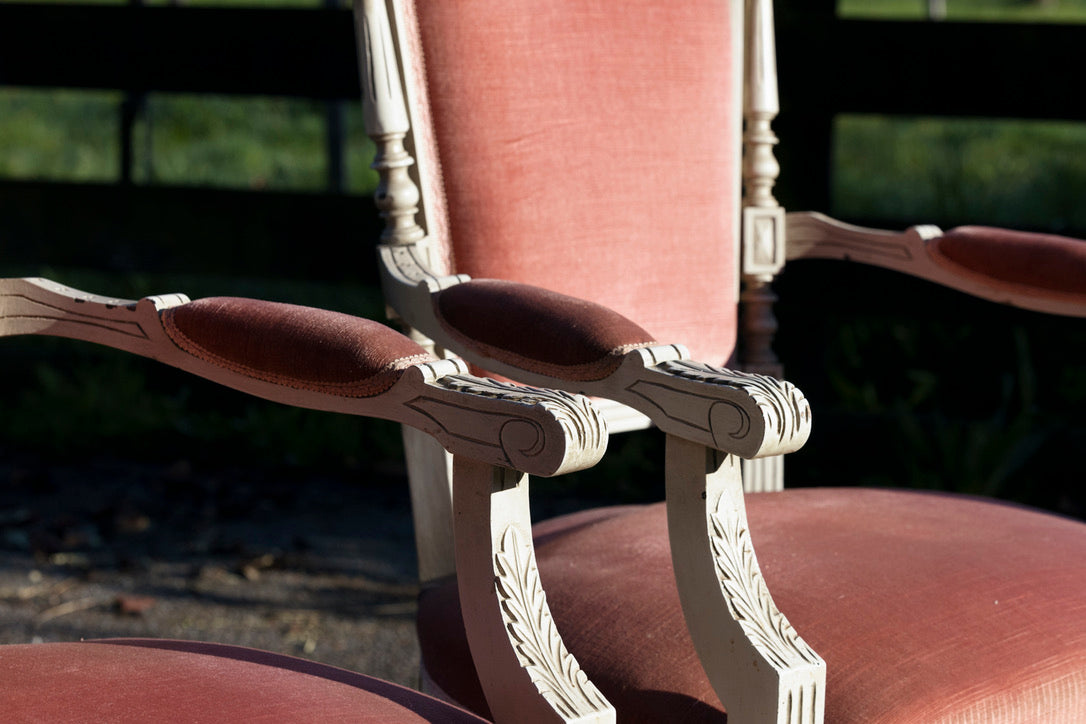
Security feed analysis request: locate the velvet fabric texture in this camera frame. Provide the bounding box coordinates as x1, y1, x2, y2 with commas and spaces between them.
433, 279, 658, 381
0, 639, 487, 723
929, 226, 1086, 305
406, 0, 741, 366
161, 297, 433, 397
419, 489, 1086, 723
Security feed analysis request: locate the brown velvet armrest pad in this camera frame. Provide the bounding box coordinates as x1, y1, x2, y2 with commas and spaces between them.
929, 226, 1086, 303
162, 297, 435, 397
433, 279, 658, 382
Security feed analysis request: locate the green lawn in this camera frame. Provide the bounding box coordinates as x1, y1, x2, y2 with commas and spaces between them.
840, 0, 1086, 22
833, 115, 1086, 231
0, 88, 377, 194
0, 89, 120, 182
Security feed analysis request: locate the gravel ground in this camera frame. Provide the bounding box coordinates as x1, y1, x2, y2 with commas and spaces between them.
0, 454, 423, 688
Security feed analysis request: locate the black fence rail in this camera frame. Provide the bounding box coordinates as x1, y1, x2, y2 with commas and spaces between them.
0, 1, 1084, 280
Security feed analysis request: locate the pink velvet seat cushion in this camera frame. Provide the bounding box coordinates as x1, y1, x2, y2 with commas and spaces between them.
929, 226, 1086, 304
161, 298, 434, 397
0, 639, 487, 723
419, 488, 1086, 723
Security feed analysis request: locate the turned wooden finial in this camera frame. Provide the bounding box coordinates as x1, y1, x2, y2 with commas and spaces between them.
741, 0, 784, 379
743, 0, 781, 214
356, 0, 424, 246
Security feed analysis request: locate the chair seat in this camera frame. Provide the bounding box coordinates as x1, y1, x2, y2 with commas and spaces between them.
0, 639, 487, 723
419, 488, 1086, 723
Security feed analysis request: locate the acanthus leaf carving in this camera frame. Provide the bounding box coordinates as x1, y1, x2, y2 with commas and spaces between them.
494, 525, 611, 719
707, 507, 821, 671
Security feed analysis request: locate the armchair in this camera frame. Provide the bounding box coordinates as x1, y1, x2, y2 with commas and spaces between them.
0, 277, 615, 722
355, 0, 1086, 722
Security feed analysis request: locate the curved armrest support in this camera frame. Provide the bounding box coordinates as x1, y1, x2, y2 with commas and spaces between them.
666, 436, 824, 723
0, 277, 606, 478
786, 211, 1086, 317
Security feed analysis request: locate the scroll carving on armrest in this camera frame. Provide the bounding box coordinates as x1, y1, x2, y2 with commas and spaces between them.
402, 369, 608, 478
621, 353, 812, 459
786, 211, 1086, 317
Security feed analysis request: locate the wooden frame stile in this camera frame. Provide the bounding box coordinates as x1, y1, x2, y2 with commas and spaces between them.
355, 0, 462, 588
356, 2, 615, 721
740, 0, 788, 495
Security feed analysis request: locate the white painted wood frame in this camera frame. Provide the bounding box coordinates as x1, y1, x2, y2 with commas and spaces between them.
355, 1, 827, 721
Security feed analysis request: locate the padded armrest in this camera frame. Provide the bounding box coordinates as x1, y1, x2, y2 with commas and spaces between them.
434, 279, 659, 382
928, 226, 1086, 303
423, 278, 810, 459
0, 277, 606, 478
161, 296, 434, 397
786, 212, 1086, 317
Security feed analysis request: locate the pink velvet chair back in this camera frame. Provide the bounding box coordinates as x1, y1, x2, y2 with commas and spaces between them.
400, 0, 742, 365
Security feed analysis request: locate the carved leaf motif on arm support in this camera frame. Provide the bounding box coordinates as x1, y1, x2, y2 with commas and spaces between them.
455, 460, 615, 724
494, 524, 612, 721
708, 508, 820, 672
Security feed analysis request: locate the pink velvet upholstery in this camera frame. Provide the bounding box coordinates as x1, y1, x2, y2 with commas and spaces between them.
419, 489, 1086, 723
929, 226, 1086, 305
161, 297, 434, 396
434, 279, 658, 381
406, 0, 741, 366
0, 639, 487, 722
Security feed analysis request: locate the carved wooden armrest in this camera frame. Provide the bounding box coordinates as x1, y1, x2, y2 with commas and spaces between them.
0, 277, 605, 477
400, 276, 822, 721
394, 277, 810, 459
0, 276, 615, 723
786, 211, 1086, 318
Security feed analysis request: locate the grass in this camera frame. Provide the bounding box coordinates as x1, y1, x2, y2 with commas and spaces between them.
0, 89, 378, 194
134, 95, 378, 193
839, 0, 1086, 22
833, 115, 1086, 231
0, 89, 121, 182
